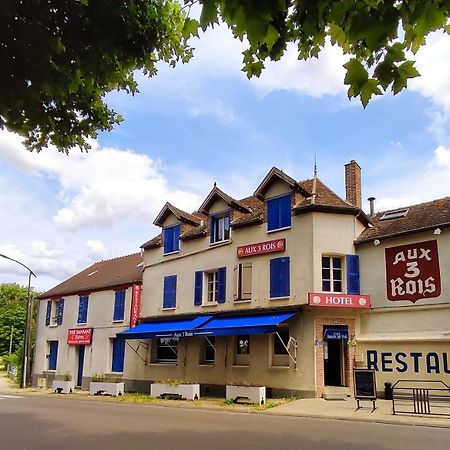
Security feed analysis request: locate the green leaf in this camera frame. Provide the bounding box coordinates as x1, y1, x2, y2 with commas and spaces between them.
360, 78, 382, 108
182, 18, 199, 39
200, 0, 218, 30
344, 59, 368, 96
397, 60, 420, 80
265, 24, 280, 51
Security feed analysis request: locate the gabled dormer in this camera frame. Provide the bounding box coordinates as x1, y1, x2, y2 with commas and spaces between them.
254, 167, 309, 232
199, 186, 252, 245
153, 202, 201, 255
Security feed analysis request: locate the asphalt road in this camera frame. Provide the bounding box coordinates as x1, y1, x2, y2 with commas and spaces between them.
1, 394, 450, 450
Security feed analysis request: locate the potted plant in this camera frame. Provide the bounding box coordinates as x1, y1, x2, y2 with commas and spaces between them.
151, 379, 200, 400
89, 374, 125, 396
226, 382, 266, 405
52, 372, 75, 394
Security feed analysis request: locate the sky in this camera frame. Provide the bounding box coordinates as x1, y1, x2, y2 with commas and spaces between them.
0, 23, 449, 293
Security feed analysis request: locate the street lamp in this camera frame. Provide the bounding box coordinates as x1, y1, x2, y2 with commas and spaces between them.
0, 254, 37, 388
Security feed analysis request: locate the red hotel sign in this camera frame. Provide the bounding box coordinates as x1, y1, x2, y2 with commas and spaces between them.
308, 293, 371, 308
130, 284, 142, 328
385, 240, 441, 303
237, 238, 286, 258
67, 328, 93, 345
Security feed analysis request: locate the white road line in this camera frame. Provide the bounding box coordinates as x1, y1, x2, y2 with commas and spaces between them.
0, 394, 25, 399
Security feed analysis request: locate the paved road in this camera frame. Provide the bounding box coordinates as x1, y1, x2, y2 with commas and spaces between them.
0, 395, 449, 450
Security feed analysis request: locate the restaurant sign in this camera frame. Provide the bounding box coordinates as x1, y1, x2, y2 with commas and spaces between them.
385, 240, 441, 303
130, 284, 142, 328
67, 328, 93, 345
308, 292, 371, 308
237, 238, 285, 258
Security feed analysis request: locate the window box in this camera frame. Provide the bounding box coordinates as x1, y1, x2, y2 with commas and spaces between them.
150, 382, 200, 400
89, 381, 124, 397
226, 385, 266, 405
52, 380, 75, 394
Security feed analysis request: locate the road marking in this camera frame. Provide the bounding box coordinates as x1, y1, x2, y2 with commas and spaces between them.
0, 394, 25, 399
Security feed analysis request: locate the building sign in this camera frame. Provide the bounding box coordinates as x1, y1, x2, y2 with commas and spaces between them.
324, 328, 349, 340
354, 369, 377, 400
308, 293, 371, 308
237, 238, 285, 258
385, 240, 441, 303
67, 328, 93, 345
130, 284, 141, 328
367, 350, 450, 374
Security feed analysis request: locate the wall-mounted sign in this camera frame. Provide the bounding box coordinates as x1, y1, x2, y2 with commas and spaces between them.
237, 238, 285, 258
308, 292, 371, 308
324, 327, 349, 340
130, 284, 141, 328
67, 328, 93, 345
385, 240, 441, 303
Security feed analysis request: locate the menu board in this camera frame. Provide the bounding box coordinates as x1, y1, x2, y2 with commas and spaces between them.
354, 369, 377, 400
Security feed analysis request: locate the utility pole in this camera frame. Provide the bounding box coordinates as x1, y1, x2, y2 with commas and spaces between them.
9, 326, 14, 355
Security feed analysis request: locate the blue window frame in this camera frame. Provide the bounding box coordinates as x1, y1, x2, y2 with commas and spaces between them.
56, 299, 64, 325
113, 290, 126, 321
163, 275, 177, 309
267, 194, 291, 231
210, 214, 230, 244
77, 295, 89, 324
270, 257, 290, 298
163, 225, 180, 254
111, 338, 125, 373
48, 341, 58, 371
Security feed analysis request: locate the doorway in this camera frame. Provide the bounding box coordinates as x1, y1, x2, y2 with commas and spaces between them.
323, 326, 347, 387
77, 345, 85, 388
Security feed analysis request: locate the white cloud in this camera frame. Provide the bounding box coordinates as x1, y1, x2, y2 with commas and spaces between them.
429, 145, 450, 168
85, 240, 107, 259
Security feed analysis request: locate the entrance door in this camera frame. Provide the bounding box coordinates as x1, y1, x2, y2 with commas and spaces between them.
324, 326, 347, 386
77, 345, 85, 388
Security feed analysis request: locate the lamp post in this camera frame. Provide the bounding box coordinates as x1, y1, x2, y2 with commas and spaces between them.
0, 254, 37, 388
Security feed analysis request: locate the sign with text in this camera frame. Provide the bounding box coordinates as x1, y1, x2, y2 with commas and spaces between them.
130, 284, 141, 328
237, 238, 285, 258
67, 328, 93, 345
385, 240, 441, 303
354, 369, 377, 400
308, 293, 371, 308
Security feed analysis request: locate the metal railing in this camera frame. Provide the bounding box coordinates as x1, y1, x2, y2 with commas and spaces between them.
392, 380, 450, 417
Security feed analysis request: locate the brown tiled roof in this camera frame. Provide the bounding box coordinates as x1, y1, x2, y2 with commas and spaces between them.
297, 178, 352, 209
153, 202, 201, 227
254, 167, 309, 199
231, 195, 264, 228
199, 186, 252, 214
39, 253, 143, 299
141, 234, 162, 250
355, 197, 450, 244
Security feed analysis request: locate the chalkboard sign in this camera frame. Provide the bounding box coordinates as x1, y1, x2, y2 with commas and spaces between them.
354, 369, 377, 400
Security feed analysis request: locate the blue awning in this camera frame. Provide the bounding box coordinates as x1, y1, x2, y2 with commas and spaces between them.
324, 327, 348, 340
117, 315, 213, 340
193, 312, 296, 337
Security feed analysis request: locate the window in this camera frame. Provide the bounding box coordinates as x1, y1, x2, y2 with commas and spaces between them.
234, 334, 250, 366
113, 290, 126, 321
48, 341, 58, 371
194, 268, 226, 306
156, 337, 179, 363
272, 328, 290, 367
163, 225, 180, 254
267, 194, 291, 231
210, 213, 230, 244
45, 299, 64, 326
380, 208, 409, 220
200, 337, 215, 365
111, 338, 125, 372
234, 263, 252, 301
77, 295, 89, 323
270, 257, 290, 298
163, 275, 177, 309
322, 256, 343, 292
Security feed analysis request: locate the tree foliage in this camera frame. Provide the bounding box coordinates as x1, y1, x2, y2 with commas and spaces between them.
189, 0, 449, 107
0, 1, 448, 153
0, 0, 192, 152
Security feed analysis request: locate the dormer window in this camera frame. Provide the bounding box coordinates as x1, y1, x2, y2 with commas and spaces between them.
163, 225, 180, 254
210, 213, 230, 244
267, 194, 291, 232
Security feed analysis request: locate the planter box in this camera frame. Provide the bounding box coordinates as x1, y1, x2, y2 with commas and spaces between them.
151, 383, 200, 400
89, 381, 124, 396
52, 380, 75, 394
226, 385, 266, 405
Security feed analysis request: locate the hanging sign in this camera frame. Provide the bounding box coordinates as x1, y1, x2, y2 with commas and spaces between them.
385, 240, 441, 303
67, 328, 93, 345
237, 238, 285, 258
130, 284, 142, 328
308, 292, 371, 308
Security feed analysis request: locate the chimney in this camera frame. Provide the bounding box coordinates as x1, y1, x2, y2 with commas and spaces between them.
367, 197, 376, 216
345, 160, 362, 209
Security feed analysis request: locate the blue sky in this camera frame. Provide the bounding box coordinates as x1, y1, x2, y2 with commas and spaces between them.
0, 25, 449, 292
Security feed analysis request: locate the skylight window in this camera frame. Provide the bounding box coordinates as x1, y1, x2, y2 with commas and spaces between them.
86, 270, 98, 277
380, 208, 409, 221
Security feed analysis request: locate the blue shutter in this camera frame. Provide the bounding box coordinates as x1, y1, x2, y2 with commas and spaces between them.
45, 300, 51, 326
217, 267, 226, 303
267, 195, 291, 231
111, 339, 125, 372
209, 216, 215, 243
194, 271, 203, 305
78, 296, 89, 323
279, 194, 292, 228
270, 257, 290, 298
113, 290, 126, 321
267, 197, 278, 231
346, 254, 360, 295
56, 299, 64, 325
173, 225, 180, 251
164, 225, 180, 253
48, 341, 58, 370
163, 275, 177, 308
